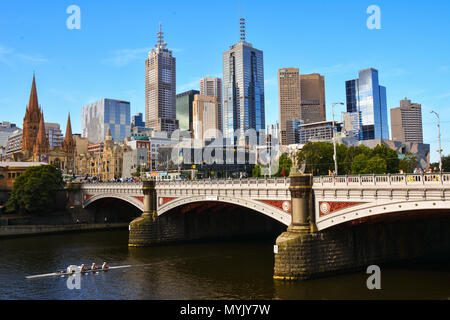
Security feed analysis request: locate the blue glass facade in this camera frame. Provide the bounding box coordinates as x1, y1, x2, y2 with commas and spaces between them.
345, 68, 389, 140
132, 113, 145, 127
223, 41, 265, 139
82, 98, 130, 143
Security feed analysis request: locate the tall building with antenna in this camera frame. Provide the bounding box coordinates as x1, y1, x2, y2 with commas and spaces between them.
145, 24, 178, 133
223, 18, 265, 141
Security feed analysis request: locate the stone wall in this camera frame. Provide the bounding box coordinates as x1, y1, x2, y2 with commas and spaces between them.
274, 212, 450, 280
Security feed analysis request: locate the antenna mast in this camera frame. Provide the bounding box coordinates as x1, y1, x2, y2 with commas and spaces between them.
157, 23, 167, 48
240, 18, 246, 42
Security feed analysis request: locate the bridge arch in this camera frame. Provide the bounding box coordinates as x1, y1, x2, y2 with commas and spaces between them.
157, 195, 291, 226
84, 194, 144, 212
316, 199, 450, 230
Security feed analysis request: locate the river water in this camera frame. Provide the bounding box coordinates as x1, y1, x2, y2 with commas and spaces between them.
0, 230, 449, 300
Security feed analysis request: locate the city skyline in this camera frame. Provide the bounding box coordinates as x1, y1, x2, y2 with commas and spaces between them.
1, 0, 450, 162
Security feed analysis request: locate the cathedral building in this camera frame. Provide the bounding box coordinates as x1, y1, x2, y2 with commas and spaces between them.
75, 128, 129, 181
17, 75, 76, 174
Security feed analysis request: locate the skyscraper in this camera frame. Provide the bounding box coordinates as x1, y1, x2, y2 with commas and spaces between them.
200, 76, 223, 132
44, 123, 62, 149
300, 73, 326, 124
345, 68, 389, 140
131, 113, 145, 128
390, 98, 423, 143
223, 18, 265, 140
192, 94, 219, 140
81, 98, 131, 143
176, 90, 199, 133
145, 24, 178, 134
278, 68, 301, 145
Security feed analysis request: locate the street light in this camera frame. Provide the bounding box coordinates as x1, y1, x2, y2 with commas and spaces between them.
430, 110, 443, 173
332, 102, 345, 176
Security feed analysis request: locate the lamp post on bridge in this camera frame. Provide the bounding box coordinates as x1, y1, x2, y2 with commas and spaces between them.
332, 102, 345, 176
430, 110, 443, 173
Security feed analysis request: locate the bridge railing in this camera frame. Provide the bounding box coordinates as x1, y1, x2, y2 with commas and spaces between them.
156, 177, 290, 188
313, 173, 450, 187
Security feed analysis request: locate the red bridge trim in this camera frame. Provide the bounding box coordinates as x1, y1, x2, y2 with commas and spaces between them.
319, 201, 366, 216
258, 200, 291, 214
159, 197, 177, 206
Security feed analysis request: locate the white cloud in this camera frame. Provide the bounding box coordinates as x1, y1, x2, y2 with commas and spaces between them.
436, 92, 450, 99
0, 45, 14, 65
264, 77, 277, 87
309, 63, 357, 76
104, 48, 151, 67
16, 54, 48, 63
0, 45, 48, 65
178, 78, 201, 92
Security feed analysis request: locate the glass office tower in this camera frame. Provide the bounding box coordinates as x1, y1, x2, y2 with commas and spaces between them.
345, 68, 389, 140
223, 18, 265, 140
176, 90, 199, 133
82, 98, 131, 143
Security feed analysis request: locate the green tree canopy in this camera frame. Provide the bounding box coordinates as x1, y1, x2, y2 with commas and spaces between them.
6, 165, 63, 215
276, 153, 292, 177
399, 152, 419, 173
297, 142, 405, 176
351, 154, 387, 174
372, 144, 399, 173
252, 164, 261, 178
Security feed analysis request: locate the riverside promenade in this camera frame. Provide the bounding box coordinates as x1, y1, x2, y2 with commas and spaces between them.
0, 223, 128, 238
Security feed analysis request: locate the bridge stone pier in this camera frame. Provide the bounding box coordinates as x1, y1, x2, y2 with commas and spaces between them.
274, 173, 450, 281
76, 173, 450, 280
127, 178, 291, 247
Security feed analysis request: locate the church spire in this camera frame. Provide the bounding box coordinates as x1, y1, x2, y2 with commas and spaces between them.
23, 74, 44, 153
33, 111, 49, 156
62, 113, 75, 154
64, 113, 73, 140
28, 74, 39, 112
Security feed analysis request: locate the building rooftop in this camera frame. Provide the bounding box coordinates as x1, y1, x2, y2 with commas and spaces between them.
0, 162, 47, 168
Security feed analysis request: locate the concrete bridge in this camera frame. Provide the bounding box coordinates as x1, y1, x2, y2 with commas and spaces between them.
79, 173, 450, 231
74, 173, 450, 281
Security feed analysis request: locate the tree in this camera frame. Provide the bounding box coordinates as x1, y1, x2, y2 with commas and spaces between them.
132, 165, 141, 177
399, 152, 418, 173
297, 142, 333, 175
351, 154, 387, 174
6, 165, 63, 215
252, 164, 261, 178
442, 155, 450, 172
366, 155, 387, 174
372, 144, 399, 173
276, 153, 292, 177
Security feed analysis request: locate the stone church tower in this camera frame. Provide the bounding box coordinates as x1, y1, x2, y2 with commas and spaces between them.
33, 111, 50, 158
22, 75, 44, 155
18, 75, 77, 174
62, 113, 75, 154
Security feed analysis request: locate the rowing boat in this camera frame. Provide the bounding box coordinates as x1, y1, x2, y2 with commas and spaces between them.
26, 265, 132, 279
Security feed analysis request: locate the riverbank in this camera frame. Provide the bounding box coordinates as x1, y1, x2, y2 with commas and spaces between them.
0, 223, 129, 239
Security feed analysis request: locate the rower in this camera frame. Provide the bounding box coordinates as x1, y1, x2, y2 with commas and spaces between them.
91, 263, 98, 270
102, 262, 109, 270
80, 264, 88, 273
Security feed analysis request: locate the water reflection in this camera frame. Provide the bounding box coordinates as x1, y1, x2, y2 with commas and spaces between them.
0, 231, 448, 300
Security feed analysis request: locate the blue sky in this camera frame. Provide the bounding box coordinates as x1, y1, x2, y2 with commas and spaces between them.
0, 0, 449, 162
